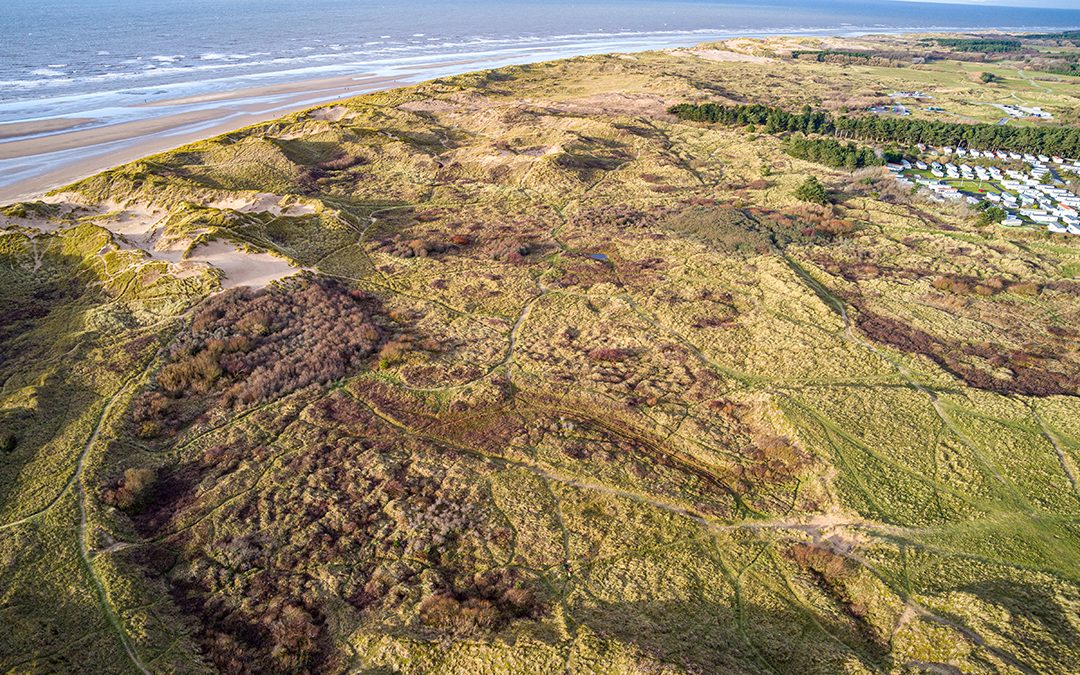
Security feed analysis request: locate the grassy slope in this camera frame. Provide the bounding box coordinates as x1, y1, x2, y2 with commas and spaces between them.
0, 36, 1078, 674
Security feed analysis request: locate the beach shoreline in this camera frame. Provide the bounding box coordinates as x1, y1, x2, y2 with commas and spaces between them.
0, 72, 418, 203
4, 22, 1080, 204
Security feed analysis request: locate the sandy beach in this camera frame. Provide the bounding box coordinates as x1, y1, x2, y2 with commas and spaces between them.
0, 72, 412, 203
0, 117, 97, 140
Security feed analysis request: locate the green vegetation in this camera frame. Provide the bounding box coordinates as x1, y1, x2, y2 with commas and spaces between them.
935, 38, 1022, 53
1, 32, 1078, 675
784, 136, 882, 170
980, 71, 1004, 84
794, 175, 829, 204
976, 204, 1007, 226
789, 49, 874, 63
670, 101, 1080, 156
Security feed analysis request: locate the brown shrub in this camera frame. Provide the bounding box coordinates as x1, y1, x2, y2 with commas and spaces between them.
789, 544, 854, 583
854, 306, 1078, 397
378, 337, 413, 367
136, 278, 386, 434
1008, 281, 1040, 296
587, 347, 633, 362
318, 153, 363, 171
102, 467, 156, 512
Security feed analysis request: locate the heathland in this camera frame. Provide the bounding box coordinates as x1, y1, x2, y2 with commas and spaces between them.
1, 32, 1079, 674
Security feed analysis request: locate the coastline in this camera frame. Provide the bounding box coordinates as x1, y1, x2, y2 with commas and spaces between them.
4, 24, 1080, 204
0, 73, 414, 203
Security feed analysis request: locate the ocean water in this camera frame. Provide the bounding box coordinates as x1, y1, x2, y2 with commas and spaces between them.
3, 0, 1080, 121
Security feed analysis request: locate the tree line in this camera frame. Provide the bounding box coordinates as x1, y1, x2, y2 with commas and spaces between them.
788, 49, 873, 63
933, 38, 1022, 53
784, 137, 882, 170
668, 102, 1080, 157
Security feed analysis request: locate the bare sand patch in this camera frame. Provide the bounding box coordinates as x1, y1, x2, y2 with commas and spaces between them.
186, 239, 300, 289
307, 106, 350, 122
690, 49, 772, 64
0, 197, 85, 232
207, 192, 316, 217
0, 214, 61, 233
96, 203, 168, 237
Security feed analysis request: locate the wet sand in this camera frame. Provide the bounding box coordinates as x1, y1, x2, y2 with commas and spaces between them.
0, 73, 409, 203
0, 117, 97, 140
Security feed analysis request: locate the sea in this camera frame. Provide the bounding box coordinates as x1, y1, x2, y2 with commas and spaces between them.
2, 0, 1079, 200
3, 0, 1080, 124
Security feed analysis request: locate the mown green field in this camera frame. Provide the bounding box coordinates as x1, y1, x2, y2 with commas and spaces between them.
1, 33, 1078, 674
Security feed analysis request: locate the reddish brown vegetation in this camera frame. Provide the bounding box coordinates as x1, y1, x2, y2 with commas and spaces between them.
741, 435, 809, 486
375, 236, 458, 258
855, 307, 1078, 397
782, 204, 857, 238
930, 273, 1037, 297
296, 154, 365, 193
571, 204, 663, 230
789, 544, 855, 584
318, 153, 364, 171
102, 467, 157, 512
587, 347, 634, 362
133, 278, 385, 435
132, 394, 546, 673
417, 568, 543, 636
378, 334, 439, 367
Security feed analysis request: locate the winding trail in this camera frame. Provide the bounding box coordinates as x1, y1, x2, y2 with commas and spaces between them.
0, 325, 173, 674
781, 253, 1028, 506
1029, 402, 1079, 501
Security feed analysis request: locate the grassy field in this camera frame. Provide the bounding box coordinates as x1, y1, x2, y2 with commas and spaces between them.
0, 32, 1078, 674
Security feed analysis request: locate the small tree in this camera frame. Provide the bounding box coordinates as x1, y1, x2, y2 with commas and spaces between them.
976, 205, 1006, 226
794, 176, 829, 205
103, 467, 157, 511
980, 72, 1003, 84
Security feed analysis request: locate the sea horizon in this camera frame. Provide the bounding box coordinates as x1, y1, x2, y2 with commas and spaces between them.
3, 0, 1080, 200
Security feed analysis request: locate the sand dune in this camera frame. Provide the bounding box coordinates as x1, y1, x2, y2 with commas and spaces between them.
186, 239, 300, 289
